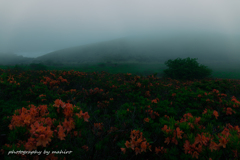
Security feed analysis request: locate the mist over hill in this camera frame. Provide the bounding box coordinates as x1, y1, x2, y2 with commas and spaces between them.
0, 52, 34, 66
30, 33, 240, 66
1, 33, 240, 68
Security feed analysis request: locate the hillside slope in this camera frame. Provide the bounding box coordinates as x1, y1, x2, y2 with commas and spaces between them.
30, 34, 240, 66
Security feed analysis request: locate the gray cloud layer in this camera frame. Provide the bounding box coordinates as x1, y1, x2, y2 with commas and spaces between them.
1, 0, 240, 56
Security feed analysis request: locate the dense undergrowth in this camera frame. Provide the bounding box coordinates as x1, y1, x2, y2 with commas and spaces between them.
0, 62, 240, 160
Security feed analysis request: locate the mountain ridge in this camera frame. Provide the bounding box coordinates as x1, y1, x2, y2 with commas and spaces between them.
30, 34, 240, 65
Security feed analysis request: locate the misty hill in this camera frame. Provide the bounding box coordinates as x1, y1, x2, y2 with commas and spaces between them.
0, 52, 34, 66
1, 33, 239, 67
30, 33, 240, 67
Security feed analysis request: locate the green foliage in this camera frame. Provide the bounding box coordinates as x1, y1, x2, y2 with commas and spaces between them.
8, 126, 28, 143
162, 57, 213, 81
28, 63, 48, 71
13, 64, 26, 71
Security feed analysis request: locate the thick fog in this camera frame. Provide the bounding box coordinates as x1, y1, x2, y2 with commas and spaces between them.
0, 0, 240, 59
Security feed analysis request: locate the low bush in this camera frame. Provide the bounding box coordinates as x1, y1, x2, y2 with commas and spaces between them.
13, 64, 26, 71
162, 57, 213, 81
28, 63, 48, 71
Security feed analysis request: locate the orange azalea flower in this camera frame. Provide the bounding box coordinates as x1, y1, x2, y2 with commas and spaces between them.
134, 138, 142, 147
212, 89, 219, 94
53, 99, 65, 108
140, 141, 147, 152
221, 93, 227, 97
63, 103, 73, 118
82, 145, 89, 151
154, 111, 159, 117
39, 94, 46, 97
213, 110, 219, 119
162, 125, 171, 134
164, 115, 170, 120
36, 134, 50, 147
202, 109, 208, 114
130, 140, 136, 150
148, 144, 152, 152
226, 107, 234, 115
155, 147, 161, 154
137, 82, 141, 87
62, 118, 75, 133
194, 133, 209, 146
73, 131, 78, 137
41, 99, 46, 102
188, 123, 194, 129
164, 137, 171, 145
183, 113, 193, 119
81, 111, 90, 122
36, 125, 47, 133
43, 117, 54, 127
39, 105, 49, 116
29, 106, 38, 117
156, 146, 166, 154
36, 126, 53, 147
232, 150, 238, 158
218, 137, 228, 148
25, 137, 37, 151
194, 117, 201, 124
121, 148, 126, 154
93, 123, 103, 130
57, 125, 66, 140
209, 141, 218, 152
76, 110, 83, 118
76, 110, 90, 122
234, 126, 240, 133
176, 127, 184, 139
144, 118, 150, 122
221, 128, 231, 138
192, 151, 199, 159
125, 141, 131, 148
151, 99, 158, 103
135, 147, 141, 155
218, 97, 222, 103
183, 140, 191, 154
23, 115, 32, 125
171, 137, 178, 145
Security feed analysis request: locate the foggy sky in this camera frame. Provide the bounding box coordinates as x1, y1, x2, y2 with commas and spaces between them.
1, 0, 240, 57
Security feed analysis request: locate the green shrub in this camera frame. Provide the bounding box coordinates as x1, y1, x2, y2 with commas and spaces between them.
13, 64, 25, 71
28, 63, 48, 71
162, 57, 213, 81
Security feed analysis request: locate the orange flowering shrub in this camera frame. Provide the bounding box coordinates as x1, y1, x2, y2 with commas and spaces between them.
121, 130, 152, 156
3, 99, 90, 159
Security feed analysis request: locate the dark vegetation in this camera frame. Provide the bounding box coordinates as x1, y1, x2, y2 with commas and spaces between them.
0, 56, 240, 160
162, 57, 213, 81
